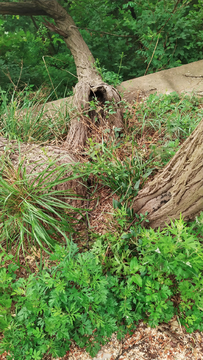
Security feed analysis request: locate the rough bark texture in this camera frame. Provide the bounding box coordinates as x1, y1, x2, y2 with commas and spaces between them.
64, 81, 123, 150
0, 137, 86, 206
0, 2, 48, 16
132, 118, 203, 229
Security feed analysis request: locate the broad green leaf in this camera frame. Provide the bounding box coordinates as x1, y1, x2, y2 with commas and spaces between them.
130, 258, 139, 273
131, 274, 142, 287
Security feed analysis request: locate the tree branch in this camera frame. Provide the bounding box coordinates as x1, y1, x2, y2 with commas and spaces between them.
0, 2, 50, 17
43, 18, 69, 37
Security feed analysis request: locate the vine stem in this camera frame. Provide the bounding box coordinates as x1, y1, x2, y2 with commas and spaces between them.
144, 33, 160, 76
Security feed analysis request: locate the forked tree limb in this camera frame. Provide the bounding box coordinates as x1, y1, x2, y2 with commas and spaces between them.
0, 0, 101, 82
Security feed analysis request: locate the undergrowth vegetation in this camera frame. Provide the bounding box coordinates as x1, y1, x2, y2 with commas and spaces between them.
0, 90, 203, 359
1, 213, 203, 359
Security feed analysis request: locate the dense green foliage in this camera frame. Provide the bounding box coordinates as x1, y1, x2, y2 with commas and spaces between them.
1, 0, 203, 97
1, 212, 203, 359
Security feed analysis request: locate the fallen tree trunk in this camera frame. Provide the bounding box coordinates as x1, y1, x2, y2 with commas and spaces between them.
0, 137, 86, 206
132, 118, 203, 229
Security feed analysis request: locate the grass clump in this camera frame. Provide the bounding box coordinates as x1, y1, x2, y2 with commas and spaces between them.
0, 157, 84, 256
72, 138, 153, 209
0, 88, 71, 144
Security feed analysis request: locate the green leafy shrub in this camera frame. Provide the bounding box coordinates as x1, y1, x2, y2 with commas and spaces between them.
1, 241, 118, 359
0, 16, 77, 98
138, 214, 203, 328
92, 209, 203, 328
2, 212, 203, 359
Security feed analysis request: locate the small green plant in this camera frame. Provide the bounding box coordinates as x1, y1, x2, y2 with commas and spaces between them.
138, 215, 203, 328
94, 58, 123, 87
150, 139, 180, 167
76, 138, 153, 204
0, 252, 18, 331
0, 156, 84, 255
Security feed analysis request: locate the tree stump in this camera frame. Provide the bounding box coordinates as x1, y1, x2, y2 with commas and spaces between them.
64, 81, 123, 150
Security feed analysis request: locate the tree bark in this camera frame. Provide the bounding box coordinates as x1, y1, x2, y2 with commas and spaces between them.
132, 118, 203, 229
0, 137, 86, 206
64, 81, 123, 150
0, 2, 48, 16
34, 0, 123, 150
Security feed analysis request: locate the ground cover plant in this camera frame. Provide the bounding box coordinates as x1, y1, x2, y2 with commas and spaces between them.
1, 212, 203, 359
0, 90, 203, 359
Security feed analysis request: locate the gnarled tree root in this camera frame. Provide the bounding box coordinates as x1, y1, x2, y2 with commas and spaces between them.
64, 81, 123, 151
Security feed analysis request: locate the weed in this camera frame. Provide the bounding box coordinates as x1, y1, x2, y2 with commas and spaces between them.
150, 139, 180, 167
74, 138, 153, 205
0, 252, 18, 331
94, 57, 123, 87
